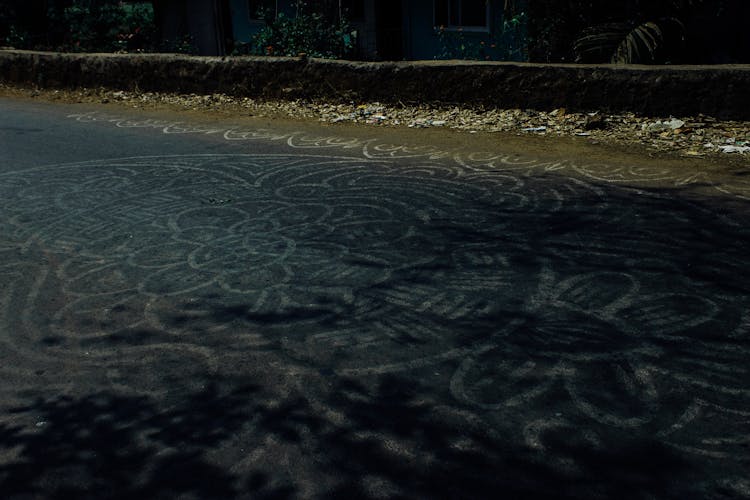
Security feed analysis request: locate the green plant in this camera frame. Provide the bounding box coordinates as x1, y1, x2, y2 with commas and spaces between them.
527, 0, 744, 63
526, 0, 604, 63
0, 0, 40, 49
573, 0, 702, 63
4, 25, 27, 47
159, 34, 197, 55
434, 12, 528, 62
498, 11, 528, 61
0, 1, 16, 45
49, 0, 156, 53
434, 26, 484, 60
247, 2, 355, 59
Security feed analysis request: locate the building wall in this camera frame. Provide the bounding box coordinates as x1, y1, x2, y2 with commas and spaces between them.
186, 0, 226, 55
405, 0, 522, 61
354, 0, 378, 59
228, 0, 526, 61
230, 0, 378, 57
229, 0, 255, 44
229, 0, 297, 47
156, 0, 228, 56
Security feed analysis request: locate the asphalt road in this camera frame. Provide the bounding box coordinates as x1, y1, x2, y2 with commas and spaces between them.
1, 97, 749, 499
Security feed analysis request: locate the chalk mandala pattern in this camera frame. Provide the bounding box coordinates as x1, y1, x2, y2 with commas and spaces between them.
66, 110, 750, 198
1, 152, 749, 492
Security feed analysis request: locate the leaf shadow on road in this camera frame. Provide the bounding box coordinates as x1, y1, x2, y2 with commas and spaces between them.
0, 372, 698, 499
3, 180, 746, 498
0, 382, 292, 499
316, 374, 698, 499
167, 180, 745, 497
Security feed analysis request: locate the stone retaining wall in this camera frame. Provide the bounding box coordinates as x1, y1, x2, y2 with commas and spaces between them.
1, 49, 749, 119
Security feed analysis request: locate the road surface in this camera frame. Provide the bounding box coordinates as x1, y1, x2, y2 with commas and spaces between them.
1, 97, 749, 498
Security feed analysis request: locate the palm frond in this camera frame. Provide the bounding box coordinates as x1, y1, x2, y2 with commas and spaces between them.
574, 18, 689, 64
573, 23, 633, 63
612, 21, 663, 63
572, 0, 701, 64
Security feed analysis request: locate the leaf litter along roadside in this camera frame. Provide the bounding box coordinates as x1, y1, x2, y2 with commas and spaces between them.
3, 83, 749, 163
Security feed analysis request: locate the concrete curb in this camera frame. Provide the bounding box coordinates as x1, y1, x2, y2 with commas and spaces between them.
1, 50, 749, 119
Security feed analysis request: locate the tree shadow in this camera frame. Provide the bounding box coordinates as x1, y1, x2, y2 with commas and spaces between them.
266, 373, 697, 499
5, 177, 745, 498
0, 369, 703, 499
0, 383, 294, 499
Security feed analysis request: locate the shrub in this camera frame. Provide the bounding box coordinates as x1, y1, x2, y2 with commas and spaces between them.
2, 0, 156, 52
242, 4, 355, 59
434, 12, 528, 62
49, 1, 156, 53
527, 0, 747, 63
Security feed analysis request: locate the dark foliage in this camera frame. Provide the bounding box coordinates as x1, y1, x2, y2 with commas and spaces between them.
527, 0, 750, 64
1, 0, 158, 53
235, 0, 355, 58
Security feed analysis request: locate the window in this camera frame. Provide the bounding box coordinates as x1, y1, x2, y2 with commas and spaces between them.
248, 0, 276, 21
434, 0, 489, 30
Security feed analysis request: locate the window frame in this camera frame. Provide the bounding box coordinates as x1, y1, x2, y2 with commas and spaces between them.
434, 0, 491, 32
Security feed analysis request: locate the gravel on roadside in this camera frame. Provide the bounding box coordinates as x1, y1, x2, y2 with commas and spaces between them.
3, 83, 750, 160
